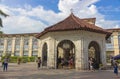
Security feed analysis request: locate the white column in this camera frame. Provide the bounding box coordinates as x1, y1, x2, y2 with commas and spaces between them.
20, 37, 24, 57
38, 39, 42, 57
81, 37, 85, 69
28, 36, 32, 57
3, 37, 7, 56
101, 40, 106, 66
75, 38, 84, 70
47, 38, 55, 68
54, 39, 57, 69
83, 41, 89, 70
11, 37, 16, 56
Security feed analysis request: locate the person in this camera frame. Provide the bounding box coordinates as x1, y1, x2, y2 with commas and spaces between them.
88, 57, 93, 71
113, 61, 119, 77
36, 57, 41, 69
61, 58, 65, 68
17, 57, 21, 65
92, 58, 97, 71
3, 57, 9, 72
0, 56, 1, 61
111, 58, 115, 67
68, 57, 73, 69
57, 56, 61, 68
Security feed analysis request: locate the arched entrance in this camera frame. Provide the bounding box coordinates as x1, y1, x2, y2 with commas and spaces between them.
42, 43, 48, 66
57, 40, 75, 69
88, 41, 101, 69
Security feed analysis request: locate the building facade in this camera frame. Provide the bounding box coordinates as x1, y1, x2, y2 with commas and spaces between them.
106, 28, 120, 56
0, 33, 39, 57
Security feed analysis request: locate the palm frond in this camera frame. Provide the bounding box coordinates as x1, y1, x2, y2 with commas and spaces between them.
0, 18, 3, 27
0, 10, 9, 27
0, 9, 9, 17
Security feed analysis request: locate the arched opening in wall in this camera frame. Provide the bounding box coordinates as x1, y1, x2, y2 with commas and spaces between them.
42, 43, 48, 66
57, 40, 75, 69
88, 41, 101, 69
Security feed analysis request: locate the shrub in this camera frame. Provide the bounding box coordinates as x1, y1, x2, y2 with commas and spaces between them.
21, 56, 28, 63
28, 57, 35, 62
1, 56, 36, 63
9, 56, 18, 63
20, 56, 35, 63
116, 59, 120, 64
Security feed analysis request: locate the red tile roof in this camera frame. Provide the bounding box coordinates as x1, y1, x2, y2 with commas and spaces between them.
82, 18, 96, 25
0, 33, 38, 37
36, 13, 111, 39
106, 28, 120, 32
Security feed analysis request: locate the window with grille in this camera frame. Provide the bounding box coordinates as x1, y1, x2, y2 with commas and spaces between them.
0, 38, 4, 50
7, 38, 12, 51
15, 38, 20, 50
24, 37, 29, 50
32, 38, 38, 50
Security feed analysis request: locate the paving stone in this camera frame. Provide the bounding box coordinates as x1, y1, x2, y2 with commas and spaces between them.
0, 62, 119, 79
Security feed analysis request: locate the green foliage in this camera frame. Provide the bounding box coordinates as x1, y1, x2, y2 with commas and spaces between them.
116, 59, 120, 64
4, 53, 11, 58
106, 51, 113, 63
28, 57, 35, 62
0, 30, 3, 34
99, 64, 103, 67
9, 56, 18, 63
21, 56, 28, 63
1, 56, 36, 63
20, 56, 35, 63
0, 9, 9, 27
0, 9, 9, 17
1, 53, 11, 61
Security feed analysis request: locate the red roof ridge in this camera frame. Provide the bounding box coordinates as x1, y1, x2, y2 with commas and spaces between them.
70, 13, 104, 31
36, 13, 111, 39
70, 13, 85, 28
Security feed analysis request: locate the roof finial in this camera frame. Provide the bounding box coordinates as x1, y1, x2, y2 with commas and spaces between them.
70, 8, 74, 14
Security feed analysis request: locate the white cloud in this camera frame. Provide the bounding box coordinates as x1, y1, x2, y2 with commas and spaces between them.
0, 5, 47, 34
58, 0, 99, 13
115, 25, 120, 28
98, 6, 120, 12
58, 0, 120, 29
97, 19, 120, 29
2, 15, 46, 34
0, 0, 120, 34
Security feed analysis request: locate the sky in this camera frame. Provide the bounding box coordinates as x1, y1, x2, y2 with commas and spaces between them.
0, 0, 120, 34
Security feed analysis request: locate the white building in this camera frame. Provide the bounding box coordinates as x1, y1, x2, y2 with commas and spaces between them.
36, 13, 111, 70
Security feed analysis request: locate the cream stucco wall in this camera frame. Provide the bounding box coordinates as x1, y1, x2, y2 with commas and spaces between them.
38, 30, 107, 70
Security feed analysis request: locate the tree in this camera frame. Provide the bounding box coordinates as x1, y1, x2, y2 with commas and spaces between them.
0, 9, 9, 27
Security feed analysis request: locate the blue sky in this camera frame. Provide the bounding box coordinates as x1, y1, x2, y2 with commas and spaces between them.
0, 0, 120, 34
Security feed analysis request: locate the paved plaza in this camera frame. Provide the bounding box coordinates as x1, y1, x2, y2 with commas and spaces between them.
0, 62, 119, 79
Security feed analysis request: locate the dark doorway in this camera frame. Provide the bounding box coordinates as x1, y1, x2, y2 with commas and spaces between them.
42, 43, 47, 66
88, 41, 101, 69
57, 40, 75, 69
